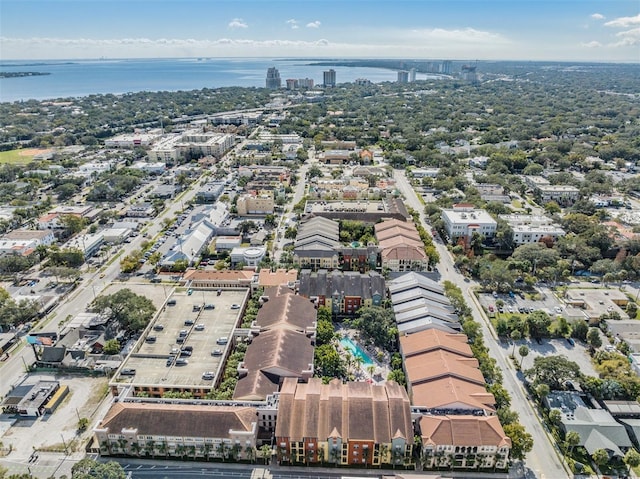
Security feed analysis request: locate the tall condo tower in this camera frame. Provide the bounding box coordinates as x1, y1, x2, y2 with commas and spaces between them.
266, 67, 281, 89
323, 69, 336, 87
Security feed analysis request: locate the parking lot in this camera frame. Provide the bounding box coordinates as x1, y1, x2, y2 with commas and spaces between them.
508, 337, 599, 378
113, 288, 248, 392
478, 288, 565, 318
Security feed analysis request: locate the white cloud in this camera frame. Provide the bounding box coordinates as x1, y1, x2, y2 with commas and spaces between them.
228, 18, 248, 29
581, 40, 602, 48
590, 13, 605, 20
611, 27, 640, 46
306, 21, 321, 28
604, 14, 640, 28
286, 19, 299, 29
409, 27, 509, 45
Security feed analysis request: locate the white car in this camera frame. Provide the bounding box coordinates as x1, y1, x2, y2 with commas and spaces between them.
202, 372, 215, 380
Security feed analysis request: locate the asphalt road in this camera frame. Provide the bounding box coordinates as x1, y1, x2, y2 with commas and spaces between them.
393, 169, 568, 479
0, 173, 205, 399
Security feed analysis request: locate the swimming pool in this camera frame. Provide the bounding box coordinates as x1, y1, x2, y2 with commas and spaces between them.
339, 336, 375, 368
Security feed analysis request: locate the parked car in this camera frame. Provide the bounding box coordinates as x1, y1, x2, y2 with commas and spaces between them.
212, 349, 223, 356
216, 337, 228, 345
153, 324, 164, 331
175, 358, 188, 365
202, 371, 215, 380
120, 368, 136, 376
194, 324, 205, 331
230, 304, 241, 310
145, 336, 157, 343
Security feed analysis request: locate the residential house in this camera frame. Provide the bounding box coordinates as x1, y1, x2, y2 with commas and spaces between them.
547, 392, 633, 459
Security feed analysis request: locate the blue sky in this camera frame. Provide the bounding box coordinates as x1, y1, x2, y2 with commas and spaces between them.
1, 0, 638, 61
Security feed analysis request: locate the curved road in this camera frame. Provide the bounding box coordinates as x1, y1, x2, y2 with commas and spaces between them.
393, 169, 568, 479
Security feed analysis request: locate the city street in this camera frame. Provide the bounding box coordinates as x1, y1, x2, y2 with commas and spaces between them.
393, 169, 568, 479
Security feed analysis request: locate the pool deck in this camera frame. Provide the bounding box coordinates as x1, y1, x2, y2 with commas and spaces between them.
338, 328, 391, 384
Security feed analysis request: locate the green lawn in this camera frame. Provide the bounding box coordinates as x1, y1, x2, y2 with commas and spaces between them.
0, 148, 35, 164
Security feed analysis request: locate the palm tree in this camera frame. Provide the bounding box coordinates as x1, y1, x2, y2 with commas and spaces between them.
217, 442, 227, 461
130, 442, 141, 457
158, 441, 168, 458
330, 446, 341, 466
565, 431, 580, 456
510, 330, 521, 356
245, 445, 255, 463
203, 444, 212, 461
518, 345, 529, 368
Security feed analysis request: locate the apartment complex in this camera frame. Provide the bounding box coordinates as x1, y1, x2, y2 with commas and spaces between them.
236, 191, 275, 216
388, 272, 460, 335
441, 204, 497, 245
234, 288, 316, 401
148, 130, 234, 162
499, 214, 566, 245
275, 377, 414, 467
375, 219, 429, 272
95, 402, 259, 460
399, 329, 511, 470
293, 216, 341, 270
298, 269, 385, 316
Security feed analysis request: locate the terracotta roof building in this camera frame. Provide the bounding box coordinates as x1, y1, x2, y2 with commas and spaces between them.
258, 268, 298, 288
275, 377, 414, 467
94, 402, 258, 460
420, 415, 511, 470
375, 219, 429, 272
234, 288, 316, 401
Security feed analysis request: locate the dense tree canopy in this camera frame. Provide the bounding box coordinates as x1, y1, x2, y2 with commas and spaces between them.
90, 289, 156, 332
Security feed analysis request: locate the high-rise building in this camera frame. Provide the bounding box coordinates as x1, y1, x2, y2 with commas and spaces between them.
323, 69, 336, 87
298, 78, 314, 88
285, 79, 298, 90
409, 68, 416, 82
266, 67, 281, 89
397, 70, 409, 83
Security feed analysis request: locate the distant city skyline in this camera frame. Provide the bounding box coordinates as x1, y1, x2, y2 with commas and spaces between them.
0, 0, 638, 62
